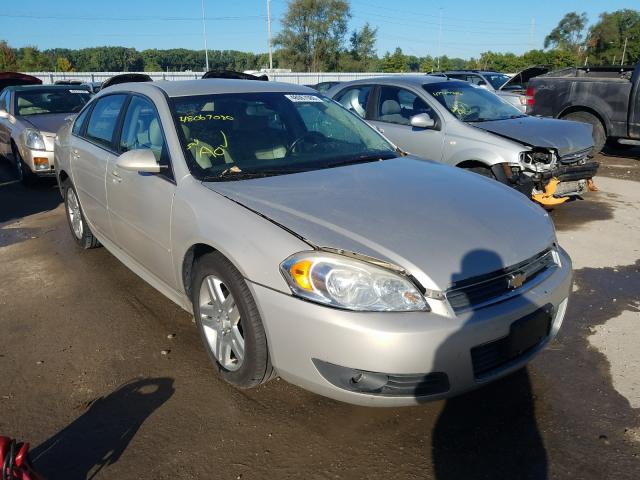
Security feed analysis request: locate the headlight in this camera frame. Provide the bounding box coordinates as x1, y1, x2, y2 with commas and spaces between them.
24, 129, 46, 150
280, 252, 429, 312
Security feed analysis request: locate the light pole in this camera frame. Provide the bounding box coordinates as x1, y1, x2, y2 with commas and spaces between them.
201, 0, 209, 72
267, 0, 273, 70
620, 36, 628, 66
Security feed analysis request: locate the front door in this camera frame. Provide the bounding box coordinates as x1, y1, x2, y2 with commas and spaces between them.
368, 85, 445, 161
106, 94, 177, 288
71, 94, 127, 240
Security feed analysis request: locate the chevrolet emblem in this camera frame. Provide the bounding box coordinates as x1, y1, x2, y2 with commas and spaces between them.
507, 272, 527, 289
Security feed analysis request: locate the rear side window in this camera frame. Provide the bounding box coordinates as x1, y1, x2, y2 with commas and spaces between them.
72, 106, 91, 135
85, 94, 126, 148
335, 86, 371, 118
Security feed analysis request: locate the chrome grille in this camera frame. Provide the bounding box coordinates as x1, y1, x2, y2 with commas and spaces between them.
446, 249, 557, 313
560, 147, 592, 164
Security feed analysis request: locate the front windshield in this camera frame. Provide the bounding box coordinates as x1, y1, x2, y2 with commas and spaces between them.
423, 82, 523, 122
484, 73, 510, 90
15, 88, 90, 116
171, 92, 395, 180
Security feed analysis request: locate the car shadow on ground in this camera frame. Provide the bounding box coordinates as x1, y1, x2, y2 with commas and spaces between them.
31, 377, 175, 480
0, 161, 61, 224
429, 250, 548, 480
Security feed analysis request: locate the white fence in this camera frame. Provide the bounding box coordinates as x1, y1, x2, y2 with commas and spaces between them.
26, 71, 410, 85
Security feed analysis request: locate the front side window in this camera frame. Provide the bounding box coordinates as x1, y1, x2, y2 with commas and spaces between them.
335, 86, 371, 118
172, 92, 395, 181
85, 94, 127, 148
424, 82, 523, 122
15, 88, 90, 116
375, 86, 436, 126
119, 96, 166, 163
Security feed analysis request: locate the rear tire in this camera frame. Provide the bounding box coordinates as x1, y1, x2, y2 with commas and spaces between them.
191, 251, 273, 389
63, 182, 100, 249
562, 111, 606, 153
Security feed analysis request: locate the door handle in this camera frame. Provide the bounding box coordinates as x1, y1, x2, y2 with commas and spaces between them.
111, 169, 122, 183
71, 149, 79, 159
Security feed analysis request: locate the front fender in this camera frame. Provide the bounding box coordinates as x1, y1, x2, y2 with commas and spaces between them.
171, 177, 312, 298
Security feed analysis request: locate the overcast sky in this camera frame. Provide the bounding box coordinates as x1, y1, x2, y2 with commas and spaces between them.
1, 0, 634, 58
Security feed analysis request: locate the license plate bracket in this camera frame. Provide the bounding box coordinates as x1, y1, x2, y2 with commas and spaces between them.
508, 308, 552, 357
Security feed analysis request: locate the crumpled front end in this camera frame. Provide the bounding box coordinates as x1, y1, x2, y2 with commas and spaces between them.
507, 147, 599, 207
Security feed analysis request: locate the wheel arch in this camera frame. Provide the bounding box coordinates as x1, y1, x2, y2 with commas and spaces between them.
558, 105, 608, 137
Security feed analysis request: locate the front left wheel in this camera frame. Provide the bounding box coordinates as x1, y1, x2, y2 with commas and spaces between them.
63, 183, 100, 249
191, 252, 273, 388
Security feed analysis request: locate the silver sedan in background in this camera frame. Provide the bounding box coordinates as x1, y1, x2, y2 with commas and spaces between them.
0, 84, 91, 184
328, 76, 598, 207
55, 78, 572, 406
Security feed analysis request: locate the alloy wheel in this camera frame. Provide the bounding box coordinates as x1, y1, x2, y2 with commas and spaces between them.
66, 188, 83, 239
199, 275, 244, 371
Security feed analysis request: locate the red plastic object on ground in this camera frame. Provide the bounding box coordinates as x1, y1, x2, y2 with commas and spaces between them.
0, 437, 44, 480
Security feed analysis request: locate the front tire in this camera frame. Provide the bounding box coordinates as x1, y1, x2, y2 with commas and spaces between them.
12, 145, 35, 186
191, 252, 273, 388
64, 183, 100, 249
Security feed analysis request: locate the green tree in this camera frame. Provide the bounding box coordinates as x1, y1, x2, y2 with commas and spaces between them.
274, 0, 351, 71
544, 12, 588, 52
587, 9, 640, 64
348, 22, 377, 71
381, 47, 408, 72
0, 41, 18, 70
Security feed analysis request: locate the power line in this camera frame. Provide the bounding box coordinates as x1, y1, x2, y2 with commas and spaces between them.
0, 13, 266, 21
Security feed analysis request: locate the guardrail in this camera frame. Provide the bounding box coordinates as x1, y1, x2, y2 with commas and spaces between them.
26, 71, 411, 85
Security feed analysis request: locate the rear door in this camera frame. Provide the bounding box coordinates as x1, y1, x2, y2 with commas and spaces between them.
70, 93, 127, 241
368, 85, 445, 161
106, 94, 177, 288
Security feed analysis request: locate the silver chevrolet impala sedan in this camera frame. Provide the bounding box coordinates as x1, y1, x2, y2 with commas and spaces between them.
55, 79, 572, 406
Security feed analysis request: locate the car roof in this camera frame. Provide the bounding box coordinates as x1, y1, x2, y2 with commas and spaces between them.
106, 78, 316, 98
336, 75, 467, 87
440, 70, 502, 74
7, 84, 91, 93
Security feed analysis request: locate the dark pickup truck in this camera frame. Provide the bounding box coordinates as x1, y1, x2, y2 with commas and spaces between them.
526, 63, 640, 152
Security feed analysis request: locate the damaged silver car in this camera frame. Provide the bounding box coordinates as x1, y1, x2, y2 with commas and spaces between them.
329, 76, 599, 207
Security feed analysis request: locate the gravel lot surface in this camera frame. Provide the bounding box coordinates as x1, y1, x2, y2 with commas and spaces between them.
0, 148, 638, 479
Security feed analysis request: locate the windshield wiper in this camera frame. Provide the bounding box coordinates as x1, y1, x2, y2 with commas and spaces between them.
325, 152, 396, 169
202, 166, 309, 182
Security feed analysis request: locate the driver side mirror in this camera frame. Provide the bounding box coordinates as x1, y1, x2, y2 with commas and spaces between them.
410, 113, 436, 129
116, 149, 162, 173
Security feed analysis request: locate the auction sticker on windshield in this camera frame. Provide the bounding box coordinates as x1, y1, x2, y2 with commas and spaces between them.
285, 94, 323, 103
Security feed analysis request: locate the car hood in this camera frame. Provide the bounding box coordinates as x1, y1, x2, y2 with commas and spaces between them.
499, 66, 549, 91
471, 115, 593, 157
204, 157, 555, 290
20, 113, 72, 135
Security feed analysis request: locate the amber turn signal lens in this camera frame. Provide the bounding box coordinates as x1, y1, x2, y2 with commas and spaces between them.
290, 260, 313, 291
33, 157, 49, 167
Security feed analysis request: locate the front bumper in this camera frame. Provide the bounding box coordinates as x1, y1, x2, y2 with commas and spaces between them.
20, 147, 55, 177
249, 248, 572, 406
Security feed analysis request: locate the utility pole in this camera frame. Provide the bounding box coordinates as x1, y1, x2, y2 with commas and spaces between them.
437, 7, 442, 70
620, 36, 628, 66
528, 17, 535, 52
267, 0, 273, 70
201, 0, 209, 72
